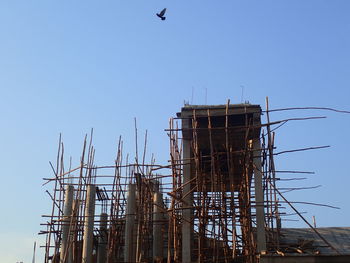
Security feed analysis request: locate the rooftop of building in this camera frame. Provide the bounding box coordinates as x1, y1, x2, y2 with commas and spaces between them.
177, 103, 262, 118
278, 227, 350, 255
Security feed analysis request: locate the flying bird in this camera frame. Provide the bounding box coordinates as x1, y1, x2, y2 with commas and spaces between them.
156, 8, 167, 20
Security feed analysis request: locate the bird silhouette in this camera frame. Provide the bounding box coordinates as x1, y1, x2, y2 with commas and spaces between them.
156, 8, 167, 20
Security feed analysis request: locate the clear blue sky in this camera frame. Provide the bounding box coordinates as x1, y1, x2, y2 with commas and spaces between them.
0, 1, 349, 262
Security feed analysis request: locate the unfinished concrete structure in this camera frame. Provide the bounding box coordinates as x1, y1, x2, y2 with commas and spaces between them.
178, 104, 267, 262
40, 103, 350, 263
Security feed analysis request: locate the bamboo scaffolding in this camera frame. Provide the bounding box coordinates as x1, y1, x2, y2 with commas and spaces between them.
40, 102, 342, 263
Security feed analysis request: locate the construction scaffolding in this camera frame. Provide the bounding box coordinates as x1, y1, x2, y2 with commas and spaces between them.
40, 100, 341, 263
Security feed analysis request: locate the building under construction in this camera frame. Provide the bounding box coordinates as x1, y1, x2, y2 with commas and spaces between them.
40, 102, 350, 263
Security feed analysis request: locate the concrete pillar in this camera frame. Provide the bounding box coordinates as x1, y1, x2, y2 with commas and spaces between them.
253, 139, 267, 252
60, 185, 74, 263
125, 184, 137, 263
153, 191, 164, 262
82, 185, 96, 263
97, 213, 108, 263
70, 199, 79, 263
182, 118, 193, 263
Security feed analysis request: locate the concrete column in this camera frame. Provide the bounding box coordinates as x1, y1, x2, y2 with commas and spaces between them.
69, 199, 79, 263
253, 139, 267, 252
153, 191, 164, 262
82, 185, 96, 263
125, 184, 137, 263
182, 118, 193, 263
60, 185, 74, 263
97, 213, 108, 263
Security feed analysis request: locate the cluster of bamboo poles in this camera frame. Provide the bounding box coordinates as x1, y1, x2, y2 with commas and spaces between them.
40, 131, 173, 263
41, 100, 339, 263
166, 101, 280, 263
